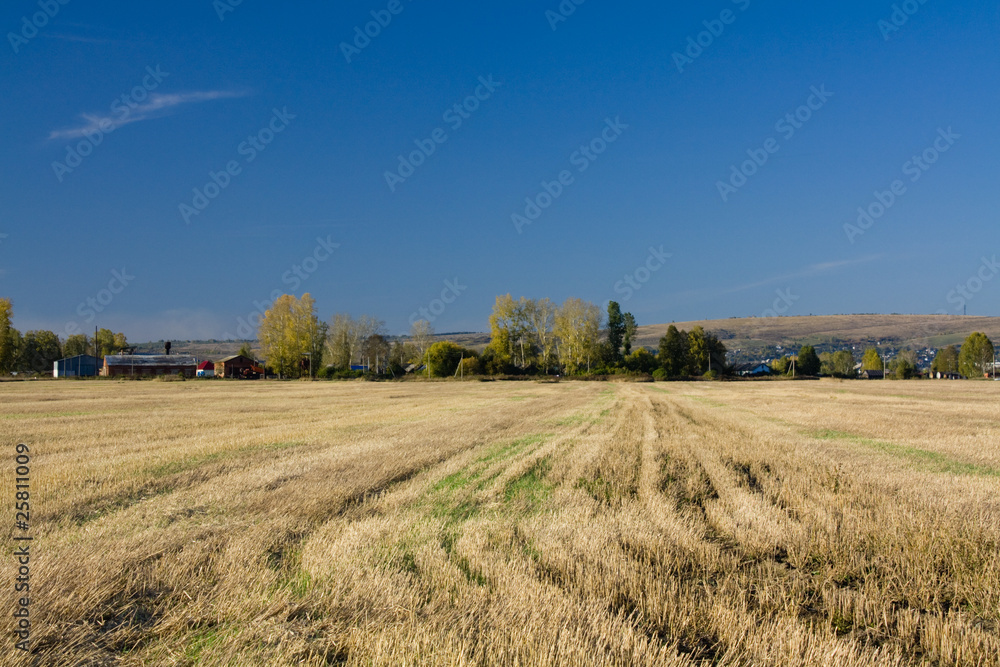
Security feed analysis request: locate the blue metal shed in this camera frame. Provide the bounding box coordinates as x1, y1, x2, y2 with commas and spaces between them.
53, 355, 101, 378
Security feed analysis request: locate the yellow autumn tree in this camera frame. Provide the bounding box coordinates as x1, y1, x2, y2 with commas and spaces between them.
553, 298, 601, 374
0, 298, 14, 374
258, 293, 317, 378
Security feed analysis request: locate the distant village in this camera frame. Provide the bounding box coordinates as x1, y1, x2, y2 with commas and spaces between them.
53, 343, 264, 380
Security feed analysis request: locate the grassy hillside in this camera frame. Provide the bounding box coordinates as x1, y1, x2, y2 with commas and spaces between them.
634, 314, 1000, 353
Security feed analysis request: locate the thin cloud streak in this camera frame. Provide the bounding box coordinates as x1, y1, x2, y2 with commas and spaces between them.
666, 256, 884, 304
48, 90, 248, 141
41, 33, 114, 44
722, 256, 884, 295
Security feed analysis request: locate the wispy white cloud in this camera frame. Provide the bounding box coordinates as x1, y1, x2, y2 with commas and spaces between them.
722, 256, 884, 294
664, 256, 885, 305
48, 90, 248, 141
41, 32, 113, 45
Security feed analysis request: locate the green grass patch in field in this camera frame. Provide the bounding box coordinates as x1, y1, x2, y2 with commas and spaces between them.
433, 469, 477, 493
478, 434, 548, 467
430, 435, 552, 515
184, 625, 233, 662
811, 429, 999, 477
504, 458, 553, 511
147, 441, 306, 479
551, 414, 588, 426
430, 498, 480, 524
282, 569, 312, 598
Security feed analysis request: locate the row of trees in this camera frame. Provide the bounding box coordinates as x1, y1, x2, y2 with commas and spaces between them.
931, 333, 995, 378
230, 294, 992, 382
254, 295, 659, 379
485, 295, 602, 374
656, 325, 728, 378
766, 332, 995, 380
482, 296, 661, 375
256, 294, 441, 378
0, 299, 129, 375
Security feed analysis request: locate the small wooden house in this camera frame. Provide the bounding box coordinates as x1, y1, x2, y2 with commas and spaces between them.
215, 355, 259, 379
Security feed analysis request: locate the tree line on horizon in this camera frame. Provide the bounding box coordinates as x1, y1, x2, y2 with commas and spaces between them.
252, 294, 995, 381
248, 293, 732, 380
0, 295, 994, 380
0, 298, 131, 375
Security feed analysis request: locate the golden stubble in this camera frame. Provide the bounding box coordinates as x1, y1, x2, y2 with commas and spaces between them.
1, 378, 997, 665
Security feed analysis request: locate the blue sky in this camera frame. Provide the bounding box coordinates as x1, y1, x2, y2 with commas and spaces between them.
2, 0, 999, 340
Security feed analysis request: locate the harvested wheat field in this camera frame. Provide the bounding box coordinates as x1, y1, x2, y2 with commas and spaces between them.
2, 379, 999, 666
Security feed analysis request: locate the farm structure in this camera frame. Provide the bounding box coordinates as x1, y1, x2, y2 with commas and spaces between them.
215, 355, 262, 379
102, 355, 197, 378
733, 363, 772, 378
53, 355, 101, 378
196, 361, 215, 378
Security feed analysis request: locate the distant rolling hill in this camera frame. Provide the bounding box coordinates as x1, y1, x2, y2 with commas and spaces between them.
633, 314, 1000, 353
